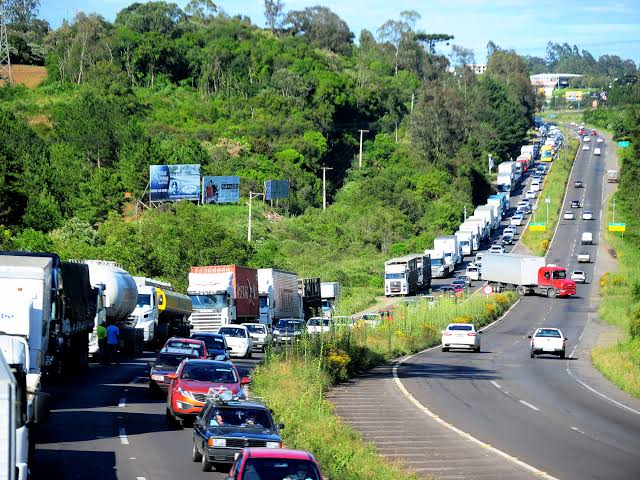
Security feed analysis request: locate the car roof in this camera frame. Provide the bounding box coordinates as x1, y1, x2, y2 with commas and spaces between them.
206, 398, 268, 409
219, 324, 248, 330
168, 337, 204, 344
183, 359, 235, 368
572, 270, 585, 274
244, 448, 317, 461
191, 332, 224, 338
242, 322, 266, 326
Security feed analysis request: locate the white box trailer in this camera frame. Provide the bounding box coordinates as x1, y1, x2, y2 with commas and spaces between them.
482, 253, 545, 286
466, 216, 490, 241
259, 269, 303, 325
459, 222, 481, 250
0, 352, 16, 480
455, 231, 473, 255
433, 235, 461, 268
320, 281, 340, 318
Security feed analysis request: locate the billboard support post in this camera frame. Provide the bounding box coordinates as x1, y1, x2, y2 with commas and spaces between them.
248, 191, 265, 242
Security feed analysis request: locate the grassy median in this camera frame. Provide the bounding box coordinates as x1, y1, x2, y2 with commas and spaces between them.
251, 292, 517, 479
521, 130, 579, 256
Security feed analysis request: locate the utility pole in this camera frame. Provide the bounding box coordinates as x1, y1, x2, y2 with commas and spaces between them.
612, 199, 616, 223
358, 129, 369, 169
322, 166, 333, 211
247, 191, 265, 242
0, 3, 12, 85
463, 205, 467, 221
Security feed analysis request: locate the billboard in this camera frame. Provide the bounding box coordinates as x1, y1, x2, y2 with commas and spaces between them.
265, 180, 290, 201
202, 176, 240, 204
150, 164, 201, 202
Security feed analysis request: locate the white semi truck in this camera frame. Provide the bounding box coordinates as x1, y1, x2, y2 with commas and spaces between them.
455, 230, 474, 256
384, 256, 419, 296
433, 235, 461, 269
424, 249, 449, 279
466, 215, 490, 241
474, 205, 498, 232
320, 281, 340, 318
258, 269, 303, 324
497, 161, 516, 193
128, 277, 192, 346
459, 222, 481, 250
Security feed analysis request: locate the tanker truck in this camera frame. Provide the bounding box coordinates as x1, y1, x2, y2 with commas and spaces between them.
128, 277, 192, 347
82, 261, 141, 357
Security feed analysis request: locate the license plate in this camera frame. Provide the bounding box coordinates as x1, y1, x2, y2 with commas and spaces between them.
151, 374, 164, 382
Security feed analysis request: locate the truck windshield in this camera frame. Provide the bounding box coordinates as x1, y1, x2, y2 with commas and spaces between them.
136, 294, 151, 308
553, 271, 566, 279
190, 294, 227, 309
385, 273, 405, 280
259, 296, 268, 308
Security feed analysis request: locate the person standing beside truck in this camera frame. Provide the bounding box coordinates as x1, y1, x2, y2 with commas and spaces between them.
106, 322, 120, 365
97, 321, 108, 364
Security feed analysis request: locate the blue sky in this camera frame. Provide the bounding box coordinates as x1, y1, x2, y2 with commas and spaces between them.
39, 0, 640, 64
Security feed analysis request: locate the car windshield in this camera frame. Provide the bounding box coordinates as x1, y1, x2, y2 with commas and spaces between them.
536, 329, 561, 338
136, 294, 151, 308
191, 335, 226, 351
448, 325, 473, 331
190, 294, 227, 309
240, 458, 321, 480
165, 341, 203, 357
154, 353, 195, 370
573, 271, 584, 276
307, 318, 329, 327
180, 364, 237, 383
218, 327, 247, 338
208, 407, 272, 428
276, 320, 302, 330
259, 296, 269, 308
245, 325, 266, 334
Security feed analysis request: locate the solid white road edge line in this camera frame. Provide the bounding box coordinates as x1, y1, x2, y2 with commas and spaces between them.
391, 298, 559, 480
118, 427, 129, 445
490, 380, 501, 389
519, 400, 540, 411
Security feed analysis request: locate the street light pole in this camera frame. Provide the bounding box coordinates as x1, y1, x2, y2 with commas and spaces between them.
247, 191, 265, 242
358, 129, 369, 169
464, 205, 467, 221
613, 199, 616, 223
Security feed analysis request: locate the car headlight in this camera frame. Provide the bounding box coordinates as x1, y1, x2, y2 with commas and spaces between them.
207, 437, 226, 447
177, 386, 194, 399
266, 441, 282, 449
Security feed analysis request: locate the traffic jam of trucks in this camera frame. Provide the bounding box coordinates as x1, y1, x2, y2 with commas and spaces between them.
1, 120, 594, 478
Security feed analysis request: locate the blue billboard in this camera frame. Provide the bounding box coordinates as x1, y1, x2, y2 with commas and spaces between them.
150, 164, 201, 202
265, 180, 290, 200
202, 176, 240, 204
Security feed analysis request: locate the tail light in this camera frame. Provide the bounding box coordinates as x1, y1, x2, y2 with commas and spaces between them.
443, 332, 452, 336
563, 339, 566, 348
467, 333, 476, 337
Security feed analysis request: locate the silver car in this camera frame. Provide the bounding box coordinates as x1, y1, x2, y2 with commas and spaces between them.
570, 270, 586, 283
242, 323, 272, 352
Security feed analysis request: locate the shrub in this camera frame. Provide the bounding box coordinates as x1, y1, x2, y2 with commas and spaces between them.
632, 281, 640, 301
494, 293, 509, 307
484, 302, 497, 319
611, 274, 626, 287
629, 308, 640, 339
325, 348, 351, 381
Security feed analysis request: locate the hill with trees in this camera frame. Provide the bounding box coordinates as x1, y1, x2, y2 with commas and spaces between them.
0, 1, 536, 309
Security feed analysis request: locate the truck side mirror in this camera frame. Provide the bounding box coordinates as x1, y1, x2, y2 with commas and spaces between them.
33, 391, 52, 424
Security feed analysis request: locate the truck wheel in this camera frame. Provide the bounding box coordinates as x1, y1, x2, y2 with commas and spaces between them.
516, 285, 527, 296
547, 289, 558, 298
192, 440, 202, 462
494, 284, 502, 293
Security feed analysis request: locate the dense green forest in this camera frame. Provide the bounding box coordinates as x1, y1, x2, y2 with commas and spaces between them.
0, 1, 538, 305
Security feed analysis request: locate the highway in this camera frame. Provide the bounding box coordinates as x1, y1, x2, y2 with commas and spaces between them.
396, 134, 640, 479
32, 353, 263, 479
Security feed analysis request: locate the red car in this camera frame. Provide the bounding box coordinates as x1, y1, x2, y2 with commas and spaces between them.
166, 359, 249, 424
162, 337, 208, 359
591, 129, 597, 136
227, 448, 323, 480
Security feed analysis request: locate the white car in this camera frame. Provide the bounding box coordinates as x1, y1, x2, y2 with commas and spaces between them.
525, 190, 537, 200
597, 137, 604, 143
442, 323, 481, 352
570, 270, 586, 283
217, 325, 253, 358
583, 136, 590, 142
466, 264, 481, 281
531, 180, 541, 192
242, 323, 272, 352
563, 210, 574, 220
511, 213, 524, 226
582, 144, 590, 151
489, 244, 504, 254
475, 252, 483, 266
577, 251, 591, 263
594, 148, 601, 155
582, 210, 593, 220
503, 226, 517, 236
529, 327, 567, 358
306, 316, 330, 334
517, 200, 530, 210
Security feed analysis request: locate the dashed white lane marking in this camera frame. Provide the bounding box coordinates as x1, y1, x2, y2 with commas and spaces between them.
136, 477, 146, 480
490, 380, 501, 389
118, 397, 126, 408
519, 400, 540, 412
118, 427, 129, 445
571, 426, 586, 435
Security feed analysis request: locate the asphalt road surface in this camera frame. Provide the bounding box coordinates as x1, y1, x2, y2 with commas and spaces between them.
32, 352, 263, 480
397, 134, 640, 480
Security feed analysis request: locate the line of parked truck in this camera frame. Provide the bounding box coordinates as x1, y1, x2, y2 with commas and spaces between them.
0, 249, 343, 479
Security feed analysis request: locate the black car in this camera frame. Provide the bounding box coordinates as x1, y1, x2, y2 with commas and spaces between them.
501, 233, 514, 245
149, 350, 199, 395
272, 319, 304, 345
192, 395, 284, 470
574, 180, 584, 188
571, 200, 581, 208
190, 332, 231, 360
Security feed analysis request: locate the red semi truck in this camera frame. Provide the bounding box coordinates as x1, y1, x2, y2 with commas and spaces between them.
481, 253, 576, 298
187, 265, 259, 332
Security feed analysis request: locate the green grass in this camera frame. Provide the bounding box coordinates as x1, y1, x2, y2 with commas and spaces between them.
251, 292, 517, 479
592, 339, 640, 398
521, 129, 579, 255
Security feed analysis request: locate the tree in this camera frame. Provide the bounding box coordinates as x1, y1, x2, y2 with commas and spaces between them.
185, 0, 217, 24
284, 6, 354, 55
114, 2, 186, 38
4, 0, 40, 31
264, 0, 285, 33
377, 10, 420, 76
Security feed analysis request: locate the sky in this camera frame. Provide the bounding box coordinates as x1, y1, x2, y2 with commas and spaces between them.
39, 0, 640, 64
